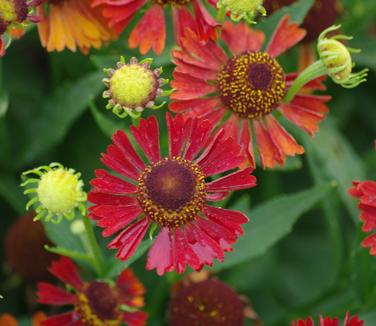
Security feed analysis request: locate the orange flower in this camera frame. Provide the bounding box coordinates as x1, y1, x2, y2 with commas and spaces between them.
37, 0, 115, 54
0, 312, 46, 326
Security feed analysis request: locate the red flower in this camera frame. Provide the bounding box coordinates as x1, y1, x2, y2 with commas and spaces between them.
349, 179, 376, 255
37, 256, 147, 326
91, 0, 219, 55
292, 312, 364, 326
171, 15, 331, 169
88, 113, 256, 275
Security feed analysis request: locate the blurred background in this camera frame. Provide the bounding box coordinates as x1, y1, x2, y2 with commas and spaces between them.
0, 0, 375, 324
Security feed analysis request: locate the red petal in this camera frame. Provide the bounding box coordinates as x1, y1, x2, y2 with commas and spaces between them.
128, 4, 165, 55
130, 116, 161, 163
42, 311, 79, 326
206, 167, 256, 192
91, 169, 137, 194
222, 21, 264, 56
94, 205, 143, 237
88, 192, 138, 206
203, 206, 249, 236
185, 223, 224, 266
101, 144, 140, 180
196, 217, 237, 249
171, 72, 216, 100
239, 119, 256, 169
146, 228, 174, 275
265, 115, 305, 156
48, 257, 83, 290
123, 311, 148, 326
109, 218, 150, 261
280, 103, 325, 136
167, 112, 190, 158
170, 98, 223, 119
37, 283, 76, 305
267, 15, 306, 58
172, 7, 196, 46
173, 54, 218, 80
180, 29, 227, 69
196, 129, 244, 176
192, 0, 219, 42
113, 130, 145, 171
206, 192, 229, 202
184, 118, 213, 161
172, 228, 201, 273
254, 119, 284, 169
117, 269, 145, 307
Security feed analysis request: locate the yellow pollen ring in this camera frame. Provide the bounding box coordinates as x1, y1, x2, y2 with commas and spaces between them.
76, 292, 121, 326
217, 51, 286, 119
137, 157, 207, 228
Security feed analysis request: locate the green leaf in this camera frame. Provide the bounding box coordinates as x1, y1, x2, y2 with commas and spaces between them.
214, 183, 333, 271
303, 121, 366, 222
16, 71, 103, 167
43, 217, 85, 253
259, 0, 314, 41
106, 240, 152, 278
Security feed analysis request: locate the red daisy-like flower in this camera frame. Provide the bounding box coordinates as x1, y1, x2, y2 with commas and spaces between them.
171, 15, 331, 169
88, 113, 256, 275
292, 311, 364, 326
91, 0, 219, 55
349, 179, 376, 255
37, 256, 147, 326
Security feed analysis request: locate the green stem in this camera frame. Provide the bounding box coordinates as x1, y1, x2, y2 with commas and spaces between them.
284, 60, 327, 103
216, 6, 227, 24
83, 215, 106, 277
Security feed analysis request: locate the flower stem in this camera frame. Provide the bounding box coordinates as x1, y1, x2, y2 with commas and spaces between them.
216, 6, 227, 24
284, 60, 327, 103
82, 215, 106, 277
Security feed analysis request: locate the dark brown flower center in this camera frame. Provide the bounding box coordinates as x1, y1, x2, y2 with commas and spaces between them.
86, 282, 118, 320
137, 157, 206, 227
170, 280, 245, 326
155, 0, 191, 5
217, 51, 286, 119
78, 281, 120, 325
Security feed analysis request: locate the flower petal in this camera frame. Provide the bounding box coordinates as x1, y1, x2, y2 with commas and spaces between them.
203, 206, 249, 236
253, 119, 284, 169
265, 115, 305, 157
206, 168, 256, 192
146, 227, 174, 275
48, 257, 83, 290
129, 4, 165, 55
37, 283, 76, 305
123, 311, 148, 326
94, 205, 143, 237
196, 129, 244, 176
167, 112, 190, 158
112, 130, 145, 171
41, 311, 79, 326
117, 269, 146, 307
109, 218, 150, 261
130, 116, 161, 164
267, 15, 306, 58
172, 228, 201, 273
222, 21, 264, 56
91, 169, 137, 194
